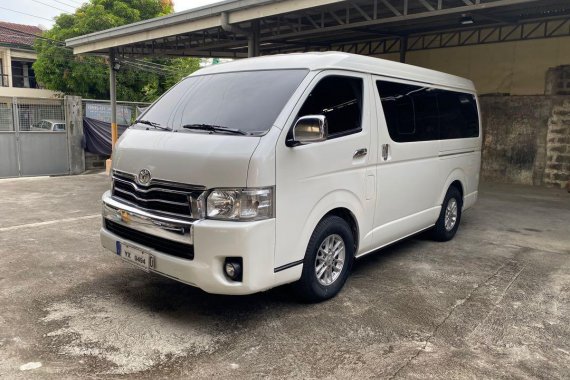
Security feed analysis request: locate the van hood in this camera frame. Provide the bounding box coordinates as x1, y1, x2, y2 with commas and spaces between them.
113, 129, 260, 188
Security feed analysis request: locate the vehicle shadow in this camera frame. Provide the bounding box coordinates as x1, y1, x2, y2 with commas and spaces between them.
352, 229, 433, 274
80, 230, 431, 330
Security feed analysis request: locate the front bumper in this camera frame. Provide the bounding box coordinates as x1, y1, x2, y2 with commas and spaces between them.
100, 191, 296, 295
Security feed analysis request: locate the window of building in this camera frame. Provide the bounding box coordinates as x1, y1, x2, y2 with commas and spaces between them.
297, 75, 363, 138
11, 60, 37, 89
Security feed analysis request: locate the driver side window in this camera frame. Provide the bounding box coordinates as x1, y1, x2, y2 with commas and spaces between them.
297, 75, 363, 139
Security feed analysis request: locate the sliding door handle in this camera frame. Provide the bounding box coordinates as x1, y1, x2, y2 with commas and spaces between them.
353, 148, 368, 159
381, 144, 390, 161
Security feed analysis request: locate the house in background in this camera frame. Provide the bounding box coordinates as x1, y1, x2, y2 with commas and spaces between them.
0, 21, 59, 98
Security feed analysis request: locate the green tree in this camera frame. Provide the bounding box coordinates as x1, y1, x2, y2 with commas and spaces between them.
164, 57, 202, 88
33, 0, 200, 101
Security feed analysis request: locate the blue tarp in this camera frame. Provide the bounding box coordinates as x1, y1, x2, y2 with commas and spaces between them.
82, 117, 128, 155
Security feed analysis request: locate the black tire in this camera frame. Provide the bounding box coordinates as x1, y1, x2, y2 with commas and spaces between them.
294, 215, 354, 302
431, 186, 463, 242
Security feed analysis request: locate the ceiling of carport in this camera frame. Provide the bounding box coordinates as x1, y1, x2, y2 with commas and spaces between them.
65, 0, 570, 58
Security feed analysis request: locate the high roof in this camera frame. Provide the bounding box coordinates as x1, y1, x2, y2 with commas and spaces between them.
0, 21, 42, 49
193, 51, 475, 91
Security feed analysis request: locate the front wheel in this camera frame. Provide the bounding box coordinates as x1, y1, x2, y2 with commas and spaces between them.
294, 216, 354, 302
431, 186, 462, 241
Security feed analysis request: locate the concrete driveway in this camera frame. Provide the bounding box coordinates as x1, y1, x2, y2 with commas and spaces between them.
0, 174, 569, 379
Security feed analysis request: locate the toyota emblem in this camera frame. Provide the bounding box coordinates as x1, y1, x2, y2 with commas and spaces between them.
137, 169, 152, 185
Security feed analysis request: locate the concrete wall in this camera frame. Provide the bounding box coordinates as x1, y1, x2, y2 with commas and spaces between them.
377, 36, 570, 95
0, 87, 60, 98
375, 38, 570, 188
479, 95, 570, 188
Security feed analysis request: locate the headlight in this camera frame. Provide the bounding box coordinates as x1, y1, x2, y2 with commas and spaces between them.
206, 187, 274, 221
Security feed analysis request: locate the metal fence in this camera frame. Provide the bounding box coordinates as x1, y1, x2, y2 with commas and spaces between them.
0, 97, 152, 177
0, 96, 69, 178
16, 98, 65, 131
82, 99, 149, 125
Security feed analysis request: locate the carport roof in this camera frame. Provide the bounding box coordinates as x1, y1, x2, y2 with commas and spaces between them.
65, 0, 570, 58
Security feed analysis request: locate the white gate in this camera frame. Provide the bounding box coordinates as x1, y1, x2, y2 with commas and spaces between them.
0, 97, 69, 178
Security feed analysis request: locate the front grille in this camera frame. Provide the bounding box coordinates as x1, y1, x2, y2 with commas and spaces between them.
111, 171, 205, 219
105, 219, 194, 260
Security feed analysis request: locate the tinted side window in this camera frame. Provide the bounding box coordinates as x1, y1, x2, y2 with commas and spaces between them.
376, 80, 438, 142
377, 80, 479, 142
297, 76, 363, 138
438, 92, 479, 139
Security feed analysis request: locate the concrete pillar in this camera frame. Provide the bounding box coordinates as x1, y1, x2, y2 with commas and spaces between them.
6, 49, 13, 87
64, 95, 85, 174
0, 49, 9, 86
399, 36, 407, 63
248, 20, 260, 57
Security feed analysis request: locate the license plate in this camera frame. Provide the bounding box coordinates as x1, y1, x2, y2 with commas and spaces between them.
119, 243, 152, 272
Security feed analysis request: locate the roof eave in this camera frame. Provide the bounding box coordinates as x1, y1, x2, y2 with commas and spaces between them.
65, 0, 275, 48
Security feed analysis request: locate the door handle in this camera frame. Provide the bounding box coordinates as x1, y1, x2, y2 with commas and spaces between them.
381, 144, 390, 161
353, 148, 368, 159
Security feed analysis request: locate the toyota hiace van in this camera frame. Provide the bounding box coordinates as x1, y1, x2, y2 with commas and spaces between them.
101, 52, 481, 301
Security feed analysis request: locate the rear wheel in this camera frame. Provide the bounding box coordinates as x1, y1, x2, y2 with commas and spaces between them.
295, 216, 354, 302
431, 186, 462, 241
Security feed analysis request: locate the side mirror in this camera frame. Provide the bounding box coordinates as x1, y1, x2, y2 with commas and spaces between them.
288, 115, 328, 147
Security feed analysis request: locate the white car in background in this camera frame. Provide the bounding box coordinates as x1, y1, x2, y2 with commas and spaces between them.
30, 119, 65, 132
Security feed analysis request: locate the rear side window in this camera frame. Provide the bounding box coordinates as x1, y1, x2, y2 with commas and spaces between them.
376, 80, 479, 142
438, 91, 479, 139
297, 75, 363, 138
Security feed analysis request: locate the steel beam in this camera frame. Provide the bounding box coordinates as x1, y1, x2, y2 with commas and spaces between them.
261, 15, 570, 56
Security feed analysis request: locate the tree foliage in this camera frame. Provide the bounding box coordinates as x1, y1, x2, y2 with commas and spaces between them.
33, 0, 201, 101
164, 58, 202, 88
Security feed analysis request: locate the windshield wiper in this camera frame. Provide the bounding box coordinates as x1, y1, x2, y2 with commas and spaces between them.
181, 123, 248, 135
136, 119, 172, 131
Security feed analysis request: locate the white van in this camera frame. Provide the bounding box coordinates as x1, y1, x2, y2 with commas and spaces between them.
101, 52, 481, 301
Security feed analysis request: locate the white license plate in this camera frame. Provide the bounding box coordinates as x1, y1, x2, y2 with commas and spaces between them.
119, 243, 152, 272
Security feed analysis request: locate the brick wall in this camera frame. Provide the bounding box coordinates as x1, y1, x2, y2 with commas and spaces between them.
544, 101, 570, 188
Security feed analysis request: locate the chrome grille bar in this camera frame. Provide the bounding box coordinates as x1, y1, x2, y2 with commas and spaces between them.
111, 170, 205, 220
113, 187, 189, 206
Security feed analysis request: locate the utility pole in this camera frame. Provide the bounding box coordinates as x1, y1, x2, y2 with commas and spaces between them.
106, 48, 118, 174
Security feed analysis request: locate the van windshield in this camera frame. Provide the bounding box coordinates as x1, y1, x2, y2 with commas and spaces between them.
137, 69, 309, 136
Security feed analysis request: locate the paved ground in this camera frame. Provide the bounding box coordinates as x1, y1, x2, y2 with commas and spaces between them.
0, 174, 569, 379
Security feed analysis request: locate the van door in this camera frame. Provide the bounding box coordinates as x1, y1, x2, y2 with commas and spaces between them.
370, 77, 442, 248
274, 71, 376, 270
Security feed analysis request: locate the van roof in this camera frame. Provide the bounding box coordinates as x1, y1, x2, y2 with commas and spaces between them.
193, 52, 475, 92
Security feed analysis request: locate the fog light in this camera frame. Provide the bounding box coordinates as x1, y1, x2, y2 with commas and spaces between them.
224, 258, 242, 281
